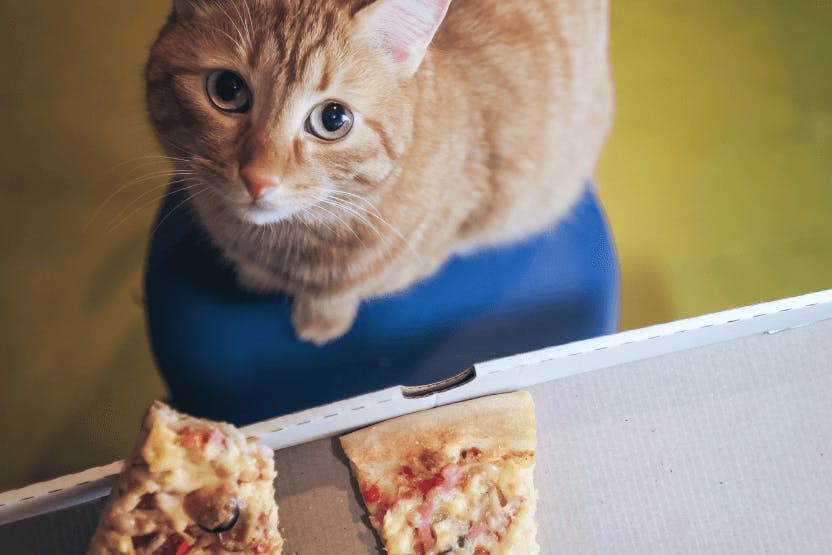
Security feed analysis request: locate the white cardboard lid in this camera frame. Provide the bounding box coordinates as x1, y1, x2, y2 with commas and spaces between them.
1, 290, 831, 553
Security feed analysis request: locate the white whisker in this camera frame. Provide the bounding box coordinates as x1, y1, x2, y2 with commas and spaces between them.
227, 0, 253, 50
240, 0, 255, 44
316, 197, 377, 233
106, 176, 199, 227
149, 187, 209, 237
106, 154, 193, 174
87, 169, 198, 227
155, 137, 210, 164
308, 187, 421, 261
105, 180, 203, 233
217, 1, 250, 53
190, 21, 245, 53
309, 203, 366, 247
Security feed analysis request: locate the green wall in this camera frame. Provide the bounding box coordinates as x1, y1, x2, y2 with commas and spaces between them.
0, 1, 830, 491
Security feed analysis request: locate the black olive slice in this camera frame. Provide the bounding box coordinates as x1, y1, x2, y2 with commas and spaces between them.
216, 505, 251, 552
184, 486, 242, 534
198, 501, 240, 534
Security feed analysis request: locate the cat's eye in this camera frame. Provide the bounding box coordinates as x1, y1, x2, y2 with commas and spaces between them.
305, 102, 354, 141
206, 70, 252, 114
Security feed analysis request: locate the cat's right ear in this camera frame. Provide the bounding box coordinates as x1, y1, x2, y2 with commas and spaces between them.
355, 0, 453, 77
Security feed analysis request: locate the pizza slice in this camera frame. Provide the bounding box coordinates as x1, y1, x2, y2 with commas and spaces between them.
88, 401, 283, 555
340, 391, 539, 555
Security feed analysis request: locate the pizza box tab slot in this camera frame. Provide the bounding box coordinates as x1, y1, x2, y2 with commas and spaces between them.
400, 367, 477, 399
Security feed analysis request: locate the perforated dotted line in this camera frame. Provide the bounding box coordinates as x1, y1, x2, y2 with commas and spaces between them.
2, 478, 106, 508
263, 397, 396, 434
5, 301, 825, 508
483, 303, 822, 377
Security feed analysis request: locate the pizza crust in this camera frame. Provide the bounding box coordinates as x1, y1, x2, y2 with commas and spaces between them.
341, 391, 536, 478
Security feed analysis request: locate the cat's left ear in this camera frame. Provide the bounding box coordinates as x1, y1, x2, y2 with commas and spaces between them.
355, 0, 453, 77
173, 0, 199, 18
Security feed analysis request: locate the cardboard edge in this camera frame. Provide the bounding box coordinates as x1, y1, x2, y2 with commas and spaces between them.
1, 289, 831, 527
0, 463, 121, 526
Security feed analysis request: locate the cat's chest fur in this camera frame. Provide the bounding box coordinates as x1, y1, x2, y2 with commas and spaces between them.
192, 177, 459, 299
149, 0, 613, 344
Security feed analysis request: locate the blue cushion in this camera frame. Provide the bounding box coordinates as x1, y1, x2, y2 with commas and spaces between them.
145, 184, 620, 425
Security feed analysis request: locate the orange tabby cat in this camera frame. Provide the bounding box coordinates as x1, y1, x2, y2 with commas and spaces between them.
146, 0, 613, 345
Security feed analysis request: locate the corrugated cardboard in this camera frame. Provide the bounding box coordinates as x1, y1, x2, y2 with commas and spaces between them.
1, 291, 831, 554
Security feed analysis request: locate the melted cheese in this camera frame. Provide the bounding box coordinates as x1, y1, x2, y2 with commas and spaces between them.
380, 455, 538, 555
88, 404, 283, 555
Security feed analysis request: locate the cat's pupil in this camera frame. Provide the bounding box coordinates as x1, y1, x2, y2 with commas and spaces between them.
322, 103, 348, 132
216, 71, 244, 102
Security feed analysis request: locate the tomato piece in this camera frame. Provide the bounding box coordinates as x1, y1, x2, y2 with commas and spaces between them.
467, 522, 489, 538
174, 539, 192, 555
474, 547, 491, 555
377, 499, 391, 520
177, 427, 203, 451
155, 535, 190, 555
178, 426, 228, 452
362, 484, 381, 504
201, 427, 226, 447
416, 474, 443, 496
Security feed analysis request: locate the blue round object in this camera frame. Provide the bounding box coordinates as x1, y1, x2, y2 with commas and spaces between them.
144, 184, 620, 425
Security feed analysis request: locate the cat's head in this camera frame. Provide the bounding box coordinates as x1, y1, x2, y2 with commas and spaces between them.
146, 0, 451, 226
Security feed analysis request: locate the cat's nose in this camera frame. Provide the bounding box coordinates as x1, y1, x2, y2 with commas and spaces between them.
240, 167, 280, 201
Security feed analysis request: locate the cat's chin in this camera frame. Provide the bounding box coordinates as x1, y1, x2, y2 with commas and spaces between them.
238, 205, 299, 226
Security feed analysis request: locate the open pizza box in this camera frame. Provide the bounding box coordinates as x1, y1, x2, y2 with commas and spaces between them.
1, 290, 831, 553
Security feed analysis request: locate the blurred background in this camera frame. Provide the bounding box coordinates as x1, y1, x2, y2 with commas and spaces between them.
0, 1, 830, 491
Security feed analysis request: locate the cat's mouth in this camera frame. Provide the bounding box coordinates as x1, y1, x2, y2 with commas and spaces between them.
211, 180, 300, 225
236, 202, 301, 226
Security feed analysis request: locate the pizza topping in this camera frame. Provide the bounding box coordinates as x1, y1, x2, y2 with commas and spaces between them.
88, 402, 283, 555
218, 510, 252, 552
340, 392, 539, 555
146, 534, 190, 555
438, 465, 463, 492
467, 522, 488, 538
184, 485, 241, 534
173, 538, 193, 555
137, 493, 157, 511
417, 473, 444, 496
417, 498, 436, 551
363, 484, 381, 504
381, 450, 535, 553
495, 486, 508, 508
218, 534, 249, 553
419, 449, 443, 471
382, 453, 519, 553
460, 447, 482, 461
131, 534, 153, 551
177, 426, 227, 454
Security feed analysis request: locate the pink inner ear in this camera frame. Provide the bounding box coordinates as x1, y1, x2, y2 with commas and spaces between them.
433, 1, 447, 24
373, 0, 451, 62
392, 44, 410, 63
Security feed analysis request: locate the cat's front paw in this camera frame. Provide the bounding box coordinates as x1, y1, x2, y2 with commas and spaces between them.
291, 296, 359, 346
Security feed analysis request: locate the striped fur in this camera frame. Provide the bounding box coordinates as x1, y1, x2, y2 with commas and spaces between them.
146, 0, 614, 344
